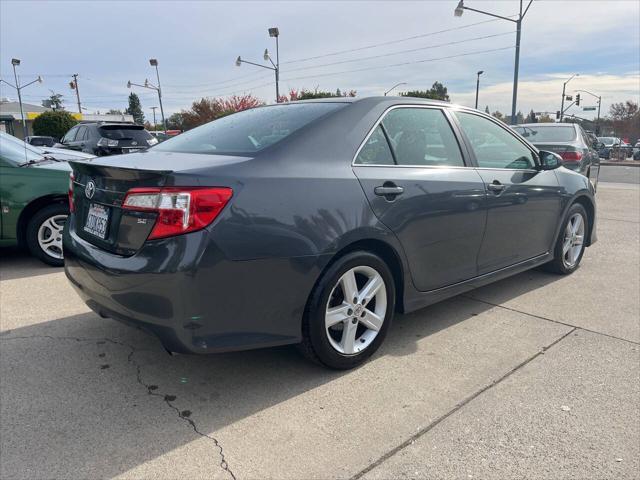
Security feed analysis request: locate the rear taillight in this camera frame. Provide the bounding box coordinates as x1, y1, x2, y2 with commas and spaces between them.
68, 173, 75, 213
560, 151, 583, 162
122, 187, 232, 240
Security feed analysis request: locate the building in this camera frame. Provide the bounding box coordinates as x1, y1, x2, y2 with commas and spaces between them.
0, 100, 49, 139
0, 98, 135, 140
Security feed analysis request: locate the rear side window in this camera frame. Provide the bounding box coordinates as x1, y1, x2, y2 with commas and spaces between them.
355, 125, 395, 165
456, 112, 535, 169
381, 108, 464, 167
154, 103, 347, 156
98, 126, 152, 141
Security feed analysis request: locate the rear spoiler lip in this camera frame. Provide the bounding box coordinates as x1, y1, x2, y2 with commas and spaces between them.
69, 160, 173, 175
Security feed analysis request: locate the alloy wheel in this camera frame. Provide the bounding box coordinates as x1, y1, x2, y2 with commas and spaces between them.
562, 212, 585, 268
325, 265, 387, 355
37, 214, 67, 260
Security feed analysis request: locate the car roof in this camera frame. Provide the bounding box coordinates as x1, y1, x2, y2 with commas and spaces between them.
290, 96, 451, 107
516, 123, 577, 128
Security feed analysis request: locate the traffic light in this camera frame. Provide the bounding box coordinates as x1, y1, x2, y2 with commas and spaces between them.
575, 94, 581, 106
69, 81, 75, 90
556, 111, 561, 119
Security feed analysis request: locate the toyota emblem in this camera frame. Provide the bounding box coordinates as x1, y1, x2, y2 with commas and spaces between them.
85, 180, 96, 199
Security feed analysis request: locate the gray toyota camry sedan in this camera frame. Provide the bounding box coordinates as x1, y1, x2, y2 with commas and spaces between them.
64, 97, 596, 369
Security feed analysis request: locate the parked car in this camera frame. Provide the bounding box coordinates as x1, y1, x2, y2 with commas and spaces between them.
597, 136, 620, 159
0, 132, 93, 265
634, 141, 640, 160
57, 122, 158, 156
25, 135, 56, 147
512, 123, 600, 189
64, 98, 596, 369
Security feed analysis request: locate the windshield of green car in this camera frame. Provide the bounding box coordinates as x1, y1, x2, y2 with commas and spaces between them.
0, 134, 44, 165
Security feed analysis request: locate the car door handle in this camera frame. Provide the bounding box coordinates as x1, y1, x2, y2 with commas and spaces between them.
487, 181, 506, 193
374, 185, 404, 197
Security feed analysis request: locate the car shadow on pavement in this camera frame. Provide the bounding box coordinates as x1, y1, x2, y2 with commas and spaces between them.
0, 269, 563, 479
0, 247, 62, 281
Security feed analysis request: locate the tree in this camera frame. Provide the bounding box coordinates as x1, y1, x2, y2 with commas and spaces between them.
491, 110, 505, 122
166, 112, 186, 131
401, 81, 450, 102
106, 109, 123, 115
526, 109, 537, 123
537, 113, 554, 123
608, 100, 639, 142
32, 111, 78, 140
125, 93, 144, 124
484, 105, 490, 114
180, 94, 263, 130
515, 111, 525, 125
280, 88, 357, 102
43, 92, 64, 111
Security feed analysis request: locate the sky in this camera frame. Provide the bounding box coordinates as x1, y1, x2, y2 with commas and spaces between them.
1, 0, 639, 122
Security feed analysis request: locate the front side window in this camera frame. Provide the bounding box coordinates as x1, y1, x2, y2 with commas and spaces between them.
154, 102, 347, 156
354, 125, 395, 165
62, 127, 78, 143
381, 108, 464, 167
456, 112, 535, 169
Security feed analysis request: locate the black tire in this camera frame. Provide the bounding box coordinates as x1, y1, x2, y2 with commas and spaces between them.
25, 203, 68, 267
298, 251, 396, 369
544, 203, 588, 275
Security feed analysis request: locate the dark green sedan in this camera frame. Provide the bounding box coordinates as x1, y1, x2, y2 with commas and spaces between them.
0, 132, 93, 265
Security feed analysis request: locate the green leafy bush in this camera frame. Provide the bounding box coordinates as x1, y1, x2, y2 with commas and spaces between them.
32, 111, 78, 140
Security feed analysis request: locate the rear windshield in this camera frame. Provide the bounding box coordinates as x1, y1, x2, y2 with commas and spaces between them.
99, 126, 153, 141
153, 103, 347, 155
29, 137, 55, 147
598, 137, 617, 145
512, 125, 577, 142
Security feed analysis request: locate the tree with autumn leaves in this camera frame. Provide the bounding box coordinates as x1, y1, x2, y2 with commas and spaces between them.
178, 94, 264, 130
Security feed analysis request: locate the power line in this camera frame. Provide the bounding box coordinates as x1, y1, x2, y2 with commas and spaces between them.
283, 17, 515, 65
285, 31, 514, 74
281, 46, 515, 82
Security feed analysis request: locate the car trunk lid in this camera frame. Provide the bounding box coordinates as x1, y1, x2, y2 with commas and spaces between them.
69, 152, 248, 255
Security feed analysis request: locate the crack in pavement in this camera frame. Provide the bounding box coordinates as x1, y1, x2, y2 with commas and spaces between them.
0, 334, 236, 480
350, 327, 578, 480
463, 295, 640, 346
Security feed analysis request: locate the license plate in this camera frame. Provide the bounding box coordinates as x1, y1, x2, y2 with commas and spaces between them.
84, 203, 110, 239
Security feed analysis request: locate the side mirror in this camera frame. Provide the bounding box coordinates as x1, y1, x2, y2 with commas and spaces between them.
538, 150, 562, 170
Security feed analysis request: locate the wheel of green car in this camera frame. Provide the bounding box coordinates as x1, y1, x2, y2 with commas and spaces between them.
26, 203, 68, 267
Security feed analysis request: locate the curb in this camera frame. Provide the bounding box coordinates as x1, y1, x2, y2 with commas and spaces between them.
600, 161, 640, 167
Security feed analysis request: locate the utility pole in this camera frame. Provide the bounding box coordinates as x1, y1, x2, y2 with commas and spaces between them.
150, 106, 158, 128
560, 73, 579, 122
475, 70, 484, 109
70, 74, 82, 113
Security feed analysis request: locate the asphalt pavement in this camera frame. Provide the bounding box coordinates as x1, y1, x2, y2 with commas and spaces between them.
1, 180, 638, 479
598, 164, 640, 184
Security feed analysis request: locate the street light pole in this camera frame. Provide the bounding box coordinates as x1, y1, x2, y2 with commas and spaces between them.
269, 27, 280, 102
5, 59, 43, 139
560, 73, 579, 122
475, 70, 484, 109
454, 0, 533, 124
236, 27, 281, 103
149, 59, 167, 133
384, 82, 407, 96
12, 59, 27, 139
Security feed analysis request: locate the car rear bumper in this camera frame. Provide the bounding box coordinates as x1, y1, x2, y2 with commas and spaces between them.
63, 214, 325, 354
